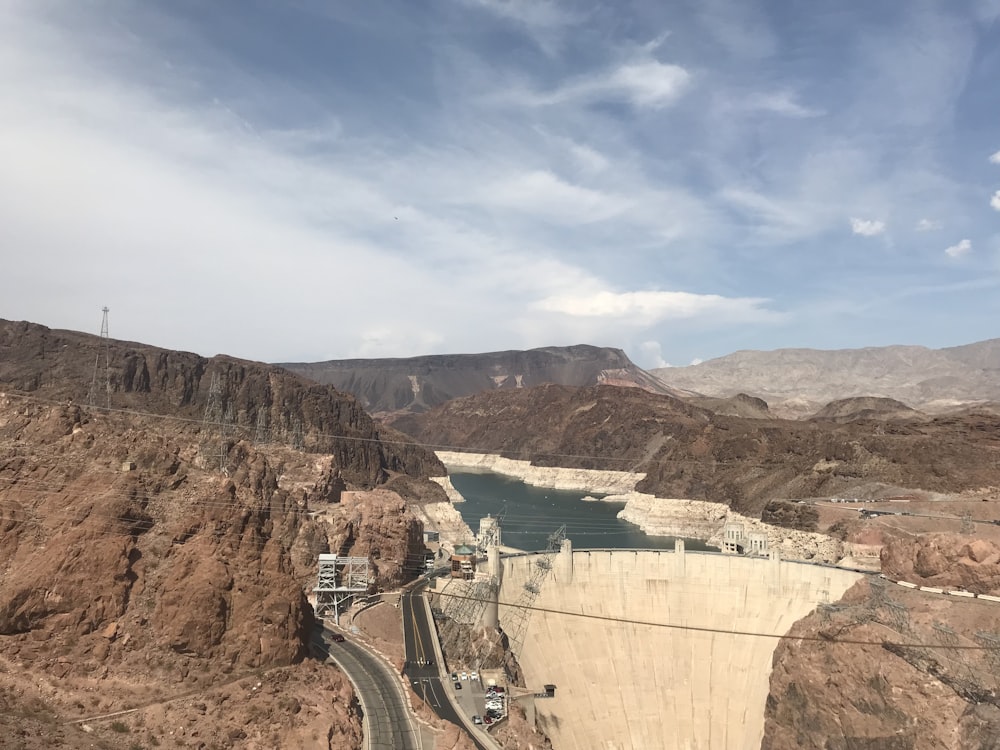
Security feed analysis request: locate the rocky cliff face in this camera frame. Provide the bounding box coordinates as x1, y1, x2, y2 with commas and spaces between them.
396, 384, 1000, 516
0, 318, 443, 487
281, 343, 678, 417
0, 320, 448, 748
881, 534, 1000, 595
0, 395, 383, 747
762, 539, 1000, 749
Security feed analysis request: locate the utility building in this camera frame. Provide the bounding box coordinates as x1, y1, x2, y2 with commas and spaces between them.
722, 522, 745, 554
747, 531, 768, 555
451, 544, 477, 579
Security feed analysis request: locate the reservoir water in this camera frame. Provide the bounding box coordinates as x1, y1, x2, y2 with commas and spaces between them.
450, 471, 717, 552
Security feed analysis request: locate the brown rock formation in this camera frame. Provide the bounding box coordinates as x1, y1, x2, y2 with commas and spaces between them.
881, 534, 1000, 595
0, 360, 436, 747
281, 343, 679, 418
0, 318, 443, 487
394, 383, 1000, 516
762, 578, 1000, 749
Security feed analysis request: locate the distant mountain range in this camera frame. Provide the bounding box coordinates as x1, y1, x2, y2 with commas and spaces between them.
280, 345, 675, 417
651, 339, 1000, 417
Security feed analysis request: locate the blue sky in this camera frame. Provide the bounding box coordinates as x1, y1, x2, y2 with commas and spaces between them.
1, 0, 998, 368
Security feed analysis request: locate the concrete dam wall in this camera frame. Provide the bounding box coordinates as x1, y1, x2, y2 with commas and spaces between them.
498, 547, 864, 750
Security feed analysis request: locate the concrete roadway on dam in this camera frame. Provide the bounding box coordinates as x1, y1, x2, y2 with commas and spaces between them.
401, 585, 491, 750
313, 625, 421, 750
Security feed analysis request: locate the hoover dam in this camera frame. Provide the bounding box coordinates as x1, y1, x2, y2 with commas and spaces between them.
498, 544, 865, 750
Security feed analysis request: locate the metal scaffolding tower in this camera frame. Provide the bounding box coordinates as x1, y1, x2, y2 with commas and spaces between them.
201, 373, 229, 472
314, 554, 370, 625
87, 307, 111, 409
442, 576, 498, 626
502, 525, 565, 658
477, 509, 505, 553
253, 409, 269, 445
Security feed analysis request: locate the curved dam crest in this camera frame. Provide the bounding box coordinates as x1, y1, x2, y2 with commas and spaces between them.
500, 546, 865, 750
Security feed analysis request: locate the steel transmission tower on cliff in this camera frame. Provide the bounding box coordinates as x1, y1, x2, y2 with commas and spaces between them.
87, 307, 111, 409
502, 525, 566, 658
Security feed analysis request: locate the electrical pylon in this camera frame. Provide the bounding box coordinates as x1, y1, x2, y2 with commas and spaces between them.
254, 410, 269, 445
87, 307, 111, 409
201, 373, 228, 472
502, 525, 566, 658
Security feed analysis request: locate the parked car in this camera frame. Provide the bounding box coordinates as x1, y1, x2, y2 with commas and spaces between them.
454, 682, 462, 690
450, 672, 459, 682
472, 715, 483, 725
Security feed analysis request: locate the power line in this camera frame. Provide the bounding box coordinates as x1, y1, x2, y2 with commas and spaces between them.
8, 389, 987, 476
86, 307, 110, 409
431, 589, 1000, 651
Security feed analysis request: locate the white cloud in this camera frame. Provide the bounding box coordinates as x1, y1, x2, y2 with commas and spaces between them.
850, 217, 886, 236
992, 190, 1000, 211
534, 289, 778, 326
944, 239, 971, 258
459, 0, 577, 29
689, 357, 704, 366
741, 91, 822, 118
516, 60, 691, 110
638, 340, 670, 368
915, 218, 941, 231
990, 150, 1000, 165
473, 170, 629, 223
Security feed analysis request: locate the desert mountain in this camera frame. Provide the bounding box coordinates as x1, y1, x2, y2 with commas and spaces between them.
393, 383, 1000, 517
0, 319, 447, 748
810, 396, 919, 422
0, 319, 442, 485
652, 339, 1000, 417
281, 344, 677, 417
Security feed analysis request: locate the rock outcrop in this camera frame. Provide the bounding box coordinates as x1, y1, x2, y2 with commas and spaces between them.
881, 534, 1000, 595
0, 318, 449, 748
0, 318, 443, 487
762, 578, 1000, 749
396, 384, 1000, 516
282, 344, 679, 417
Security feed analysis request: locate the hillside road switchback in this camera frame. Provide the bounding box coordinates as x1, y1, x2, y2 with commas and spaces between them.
313, 625, 420, 750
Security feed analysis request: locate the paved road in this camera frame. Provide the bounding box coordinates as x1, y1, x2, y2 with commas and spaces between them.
313, 625, 420, 750
401, 586, 491, 750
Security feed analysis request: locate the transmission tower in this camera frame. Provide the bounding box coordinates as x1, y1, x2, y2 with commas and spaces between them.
254, 410, 270, 445
932, 621, 958, 649
87, 306, 111, 409
441, 577, 496, 624
502, 525, 566, 658
201, 373, 228, 472
974, 632, 1000, 671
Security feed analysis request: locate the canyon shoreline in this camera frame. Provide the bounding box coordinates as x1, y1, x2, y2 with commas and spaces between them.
437, 451, 851, 565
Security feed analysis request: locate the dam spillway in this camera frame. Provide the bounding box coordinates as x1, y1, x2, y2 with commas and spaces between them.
498, 546, 864, 750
